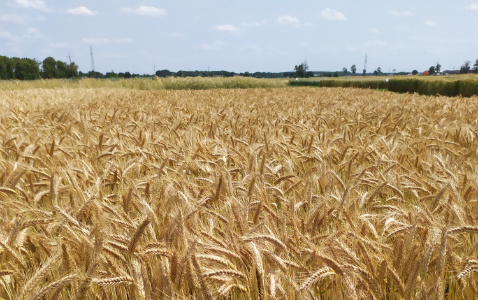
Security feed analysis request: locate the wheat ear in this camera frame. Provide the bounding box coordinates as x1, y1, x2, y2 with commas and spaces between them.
31, 273, 79, 300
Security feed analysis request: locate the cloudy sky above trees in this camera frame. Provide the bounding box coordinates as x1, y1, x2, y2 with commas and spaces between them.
1, 0, 477, 74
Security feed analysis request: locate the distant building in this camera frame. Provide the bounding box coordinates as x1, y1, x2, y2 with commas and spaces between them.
421, 71, 429, 75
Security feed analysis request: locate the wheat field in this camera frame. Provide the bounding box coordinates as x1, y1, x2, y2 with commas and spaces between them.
0, 86, 477, 299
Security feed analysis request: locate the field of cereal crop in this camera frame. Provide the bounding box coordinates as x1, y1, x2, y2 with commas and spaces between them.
1, 85, 477, 299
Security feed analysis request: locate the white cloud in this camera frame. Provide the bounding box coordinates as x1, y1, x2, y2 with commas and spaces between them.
389, 10, 413, 17
0, 14, 28, 24
0, 29, 20, 41
214, 24, 239, 32
277, 15, 300, 26
425, 20, 437, 26
121, 6, 166, 17
241, 21, 266, 27
320, 9, 347, 21
364, 41, 386, 47
48, 42, 74, 48
82, 38, 134, 44
66, 7, 96, 16
200, 41, 224, 51
371, 28, 379, 34
13, 0, 48, 11
466, 4, 478, 10
24, 27, 42, 38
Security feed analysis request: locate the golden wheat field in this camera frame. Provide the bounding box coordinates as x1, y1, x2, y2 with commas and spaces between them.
0, 86, 478, 299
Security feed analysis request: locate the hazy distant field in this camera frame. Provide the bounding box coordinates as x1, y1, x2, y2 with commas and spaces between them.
1, 86, 477, 299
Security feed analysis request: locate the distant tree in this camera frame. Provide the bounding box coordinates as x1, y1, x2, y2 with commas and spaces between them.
351, 64, 356, 76
105, 71, 118, 78
56, 60, 68, 78
41, 57, 77, 79
342, 67, 348, 76
155, 69, 173, 77
124, 71, 132, 78
303, 60, 309, 75
377, 67, 382, 75
14, 58, 40, 80
294, 64, 305, 78
66, 62, 78, 78
392, 68, 396, 74
362, 69, 366, 76
435, 62, 441, 73
428, 66, 436, 75
474, 59, 478, 72
87, 71, 104, 78
0, 56, 15, 79
42, 57, 57, 78
460, 61, 471, 74
333, 71, 339, 77
412, 70, 418, 75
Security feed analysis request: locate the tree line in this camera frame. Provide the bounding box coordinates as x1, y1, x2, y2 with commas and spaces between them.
2, 54, 478, 81
0, 55, 79, 80
0, 54, 287, 80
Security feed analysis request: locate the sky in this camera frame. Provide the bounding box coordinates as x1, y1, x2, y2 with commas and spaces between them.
1, 0, 478, 74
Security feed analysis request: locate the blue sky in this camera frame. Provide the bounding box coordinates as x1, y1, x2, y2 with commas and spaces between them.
1, 0, 477, 74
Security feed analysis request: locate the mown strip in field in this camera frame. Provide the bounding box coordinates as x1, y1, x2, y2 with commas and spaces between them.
290, 77, 478, 97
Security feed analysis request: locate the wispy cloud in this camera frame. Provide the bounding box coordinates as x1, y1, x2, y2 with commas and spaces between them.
277, 15, 301, 27
241, 21, 266, 28
82, 38, 134, 44
424, 20, 437, 26
48, 41, 75, 48
0, 29, 20, 41
200, 40, 225, 51
121, 6, 166, 17
466, 4, 478, 10
364, 40, 386, 47
66, 7, 96, 16
25, 27, 42, 38
214, 24, 239, 32
0, 13, 28, 24
320, 9, 347, 21
389, 10, 413, 17
214, 21, 265, 33
13, 0, 48, 11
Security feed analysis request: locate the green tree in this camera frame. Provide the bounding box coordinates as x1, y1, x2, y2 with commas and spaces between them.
65, 62, 78, 78
294, 64, 304, 78
14, 58, 40, 80
56, 60, 68, 78
342, 67, 348, 76
42, 57, 57, 78
473, 59, 478, 72
435, 62, 441, 73
294, 60, 309, 78
429, 66, 435, 75
412, 70, 418, 75
351, 64, 356, 76
460, 61, 471, 74
0, 56, 8, 79
0, 56, 15, 79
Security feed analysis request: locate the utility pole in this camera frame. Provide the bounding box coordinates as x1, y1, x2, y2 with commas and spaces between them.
66, 52, 73, 64
90, 46, 95, 72
363, 53, 367, 76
